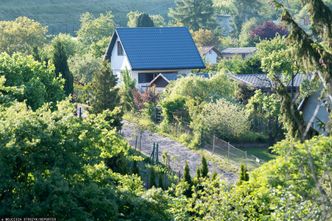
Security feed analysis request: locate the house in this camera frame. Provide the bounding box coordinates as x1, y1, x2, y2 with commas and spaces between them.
104, 27, 205, 91
231, 73, 329, 135
200, 46, 222, 65
229, 73, 307, 94
221, 47, 257, 59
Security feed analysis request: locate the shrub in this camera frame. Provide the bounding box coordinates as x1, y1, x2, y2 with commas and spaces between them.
201, 99, 250, 141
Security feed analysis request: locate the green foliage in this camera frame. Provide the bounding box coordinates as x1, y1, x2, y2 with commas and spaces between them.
246, 90, 284, 143
164, 74, 236, 103
90, 61, 120, 114
51, 33, 80, 58
120, 70, 136, 112
192, 29, 220, 48
219, 55, 262, 74
69, 53, 103, 84
77, 12, 115, 47
169, 135, 332, 220
199, 156, 209, 178
169, 0, 216, 31
238, 164, 249, 184
136, 13, 155, 27
183, 161, 192, 184
127, 11, 165, 27
201, 99, 250, 141
238, 18, 258, 46
0, 17, 47, 55
52, 41, 74, 95
0, 53, 64, 110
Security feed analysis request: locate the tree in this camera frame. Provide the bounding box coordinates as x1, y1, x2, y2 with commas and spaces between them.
192, 29, 219, 47
77, 12, 115, 47
250, 21, 288, 41
274, 1, 332, 136
200, 156, 209, 178
136, 13, 155, 27
90, 61, 120, 113
120, 69, 136, 111
69, 53, 103, 84
52, 41, 74, 96
183, 161, 192, 184
239, 18, 258, 46
0, 17, 47, 55
127, 11, 165, 27
238, 164, 249, 184
51, 33, 80, 58
0, 53, 64, 110
169, 0, 215, 31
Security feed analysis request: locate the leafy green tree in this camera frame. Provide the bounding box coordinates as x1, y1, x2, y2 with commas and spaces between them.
136, 13, 155, 27
192, 29, 220, 47
0, 53, 64, 110
69, 53, 103, 84
52, 41, 74, 95
77, 12, 115, 47
238, 18, 258, 46
0, 76, 23, 106
90, 61, 120, 113
127, 11, 165, 27
51, 33, 80, 58
169, 0, 216, 31
0, 17, 47, 55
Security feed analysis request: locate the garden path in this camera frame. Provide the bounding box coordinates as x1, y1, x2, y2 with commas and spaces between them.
121, 121, 237, 183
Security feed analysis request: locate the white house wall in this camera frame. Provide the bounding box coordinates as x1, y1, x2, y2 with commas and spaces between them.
110, 40, 132, 83
204, 51, 218, 64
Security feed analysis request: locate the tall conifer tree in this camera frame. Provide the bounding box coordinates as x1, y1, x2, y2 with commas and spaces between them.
52, 41, 73, 95
90, 61, 120, 113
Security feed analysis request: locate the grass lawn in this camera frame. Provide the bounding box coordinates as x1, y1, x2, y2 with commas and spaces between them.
239, 146, 276, 162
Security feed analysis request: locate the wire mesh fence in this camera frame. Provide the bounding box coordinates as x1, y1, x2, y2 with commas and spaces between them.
204, 135, 263, 169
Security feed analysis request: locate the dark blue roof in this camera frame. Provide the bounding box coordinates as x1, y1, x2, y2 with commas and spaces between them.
105, 27, 205, 71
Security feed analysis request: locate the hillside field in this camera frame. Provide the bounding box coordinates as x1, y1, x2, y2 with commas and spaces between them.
0, 0, 174, 34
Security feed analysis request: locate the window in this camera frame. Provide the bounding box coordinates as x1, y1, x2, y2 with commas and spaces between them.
117, 41, 124, 56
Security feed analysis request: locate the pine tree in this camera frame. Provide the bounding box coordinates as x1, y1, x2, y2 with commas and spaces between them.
275, 0, 332, 138
200, 156, 209, 178
238, 164, 249, 184
183, 161, 192, 184
169, 0, 215, 31
52, 41, 73, 95
136, 13, 155, 27
90, 61, 120, 113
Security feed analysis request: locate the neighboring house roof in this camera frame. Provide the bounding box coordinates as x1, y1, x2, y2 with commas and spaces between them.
221, 47, 257, 55
200, 46, 222, 57
105, 27, 206, 71
230, 74, 308, 89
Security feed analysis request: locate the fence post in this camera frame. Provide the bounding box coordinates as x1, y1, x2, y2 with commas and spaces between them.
212, 135, 216, 153
135, 135, 138, 150
156, 143, 159, 163
227, 142, 230, 161
139, 130, 142, 151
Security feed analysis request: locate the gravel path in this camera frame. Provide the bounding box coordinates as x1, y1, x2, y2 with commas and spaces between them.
121, 121, 237, 183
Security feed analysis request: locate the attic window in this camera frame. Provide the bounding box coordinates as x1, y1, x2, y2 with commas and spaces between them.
117, 41, 124, 56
